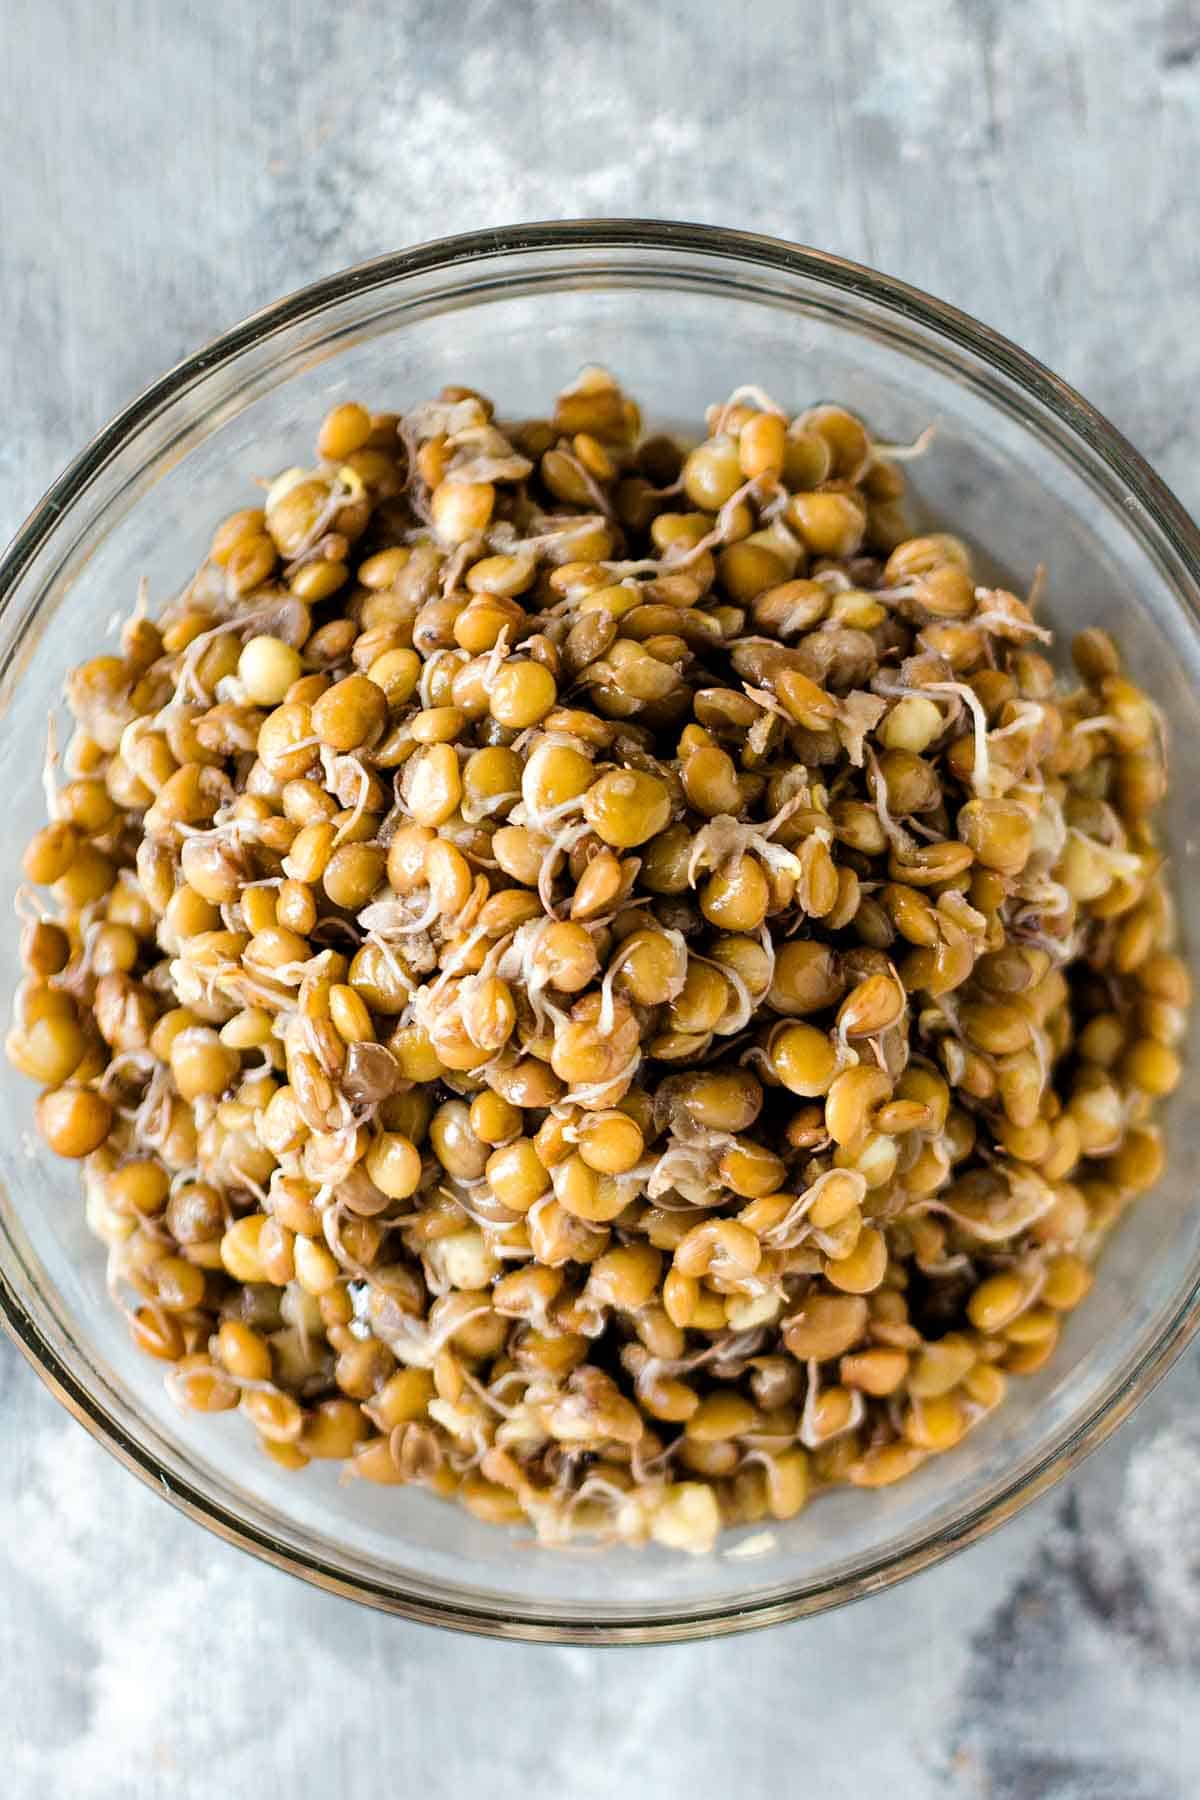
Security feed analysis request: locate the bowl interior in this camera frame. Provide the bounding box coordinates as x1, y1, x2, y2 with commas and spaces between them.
2, 232, 1199, 1638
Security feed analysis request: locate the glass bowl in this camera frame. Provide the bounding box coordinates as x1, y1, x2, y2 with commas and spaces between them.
2, 220, 1199, 1645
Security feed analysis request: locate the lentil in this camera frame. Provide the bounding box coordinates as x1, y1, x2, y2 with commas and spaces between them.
11, 370, 1184, 1557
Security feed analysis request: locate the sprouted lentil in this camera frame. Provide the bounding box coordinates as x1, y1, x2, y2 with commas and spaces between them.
8, 370, 1187, 1554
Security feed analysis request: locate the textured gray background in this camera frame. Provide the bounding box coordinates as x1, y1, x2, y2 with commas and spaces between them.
3, 1, 1200, 1795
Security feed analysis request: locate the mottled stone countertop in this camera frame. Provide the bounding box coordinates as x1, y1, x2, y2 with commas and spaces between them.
3, 1, 1199, 1794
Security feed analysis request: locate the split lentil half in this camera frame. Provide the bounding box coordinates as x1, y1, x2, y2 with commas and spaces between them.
8, 367, 1187, 1553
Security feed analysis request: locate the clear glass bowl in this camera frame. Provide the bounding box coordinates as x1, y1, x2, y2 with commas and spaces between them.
2, 220, 1198, 1644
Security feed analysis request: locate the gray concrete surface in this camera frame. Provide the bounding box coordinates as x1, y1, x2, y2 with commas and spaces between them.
2, 0, 1200, 1794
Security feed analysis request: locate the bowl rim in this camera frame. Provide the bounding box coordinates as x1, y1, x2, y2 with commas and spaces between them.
2, 216, 1199, 1644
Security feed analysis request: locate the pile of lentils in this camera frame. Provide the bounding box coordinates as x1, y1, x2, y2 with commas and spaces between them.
7, 369, 1187, 1553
